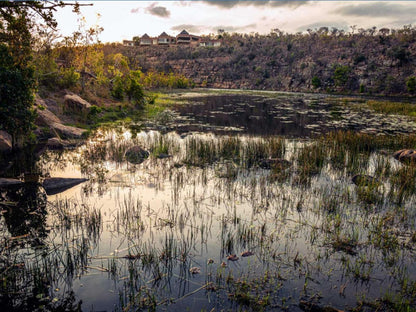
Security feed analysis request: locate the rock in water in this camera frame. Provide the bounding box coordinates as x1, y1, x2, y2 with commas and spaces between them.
125, 146, 149, 164
393, 149, 416, 163
43, 177, 88, 195
227, 254, 239, 261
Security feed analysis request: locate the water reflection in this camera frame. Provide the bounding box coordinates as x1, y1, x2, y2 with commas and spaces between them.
2, 93, 416, 310
171, 93, 416, 136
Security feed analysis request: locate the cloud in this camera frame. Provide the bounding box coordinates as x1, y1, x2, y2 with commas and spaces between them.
333, 2, 416, 18
202, 1, 307, 9
144, 3, 171, 18
171, 24, 205, 33
171, 23, 257, 34
214, 24, 258, 32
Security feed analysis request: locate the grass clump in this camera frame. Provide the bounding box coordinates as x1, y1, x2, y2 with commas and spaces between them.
367, 100, 416, 118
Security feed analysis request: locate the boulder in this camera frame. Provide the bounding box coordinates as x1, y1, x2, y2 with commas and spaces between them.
64, 94, 91, 114
36, 107, 62, 126
125, 146, 149, 164
42, 177, 88, 195
50, 122, 86, 139
35, 105, 86, 139
393, 149, 416, 163
0, 131, 12, 152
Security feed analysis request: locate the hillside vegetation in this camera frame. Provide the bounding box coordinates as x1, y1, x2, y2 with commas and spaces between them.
111, 27, 416, 96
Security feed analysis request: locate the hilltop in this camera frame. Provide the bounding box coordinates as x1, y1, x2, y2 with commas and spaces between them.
107, 27, 416, 96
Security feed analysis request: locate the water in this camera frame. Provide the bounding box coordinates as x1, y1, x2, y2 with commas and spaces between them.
169, 91, 416, 136
1, 91, 416, 311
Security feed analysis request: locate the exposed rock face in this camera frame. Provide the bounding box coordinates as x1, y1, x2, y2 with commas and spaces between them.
125, 146, 150, 164
116, 32, 416, 96
42, 177, 88, 195
0, 131, 12, 152
49, 123, 86, 139
393, 149, 416, 163
64, 94, 91, 114
36, 107, 62, 126
35, 100, 87, 139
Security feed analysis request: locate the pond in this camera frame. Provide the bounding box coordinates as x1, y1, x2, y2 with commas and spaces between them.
1, 90, 416, 311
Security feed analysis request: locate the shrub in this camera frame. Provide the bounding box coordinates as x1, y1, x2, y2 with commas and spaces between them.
406, 76, 416, 94
311, 76, 321, 88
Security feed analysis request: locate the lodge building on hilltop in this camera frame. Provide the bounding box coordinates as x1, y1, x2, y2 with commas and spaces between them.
122, 30, 221, 47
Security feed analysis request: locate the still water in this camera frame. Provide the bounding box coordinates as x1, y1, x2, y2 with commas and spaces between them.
1, 91, 416, 311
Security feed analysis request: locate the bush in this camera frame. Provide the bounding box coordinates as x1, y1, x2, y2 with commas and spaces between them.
59, 67, 80, 88
333, 65, 351, 87
311, 76, 321, 88
406, 76, 416, 94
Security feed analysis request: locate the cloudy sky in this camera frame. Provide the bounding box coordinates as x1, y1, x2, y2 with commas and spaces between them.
54, 1, 416, 42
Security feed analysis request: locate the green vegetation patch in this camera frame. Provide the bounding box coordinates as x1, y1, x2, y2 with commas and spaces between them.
367, 100, 416, 117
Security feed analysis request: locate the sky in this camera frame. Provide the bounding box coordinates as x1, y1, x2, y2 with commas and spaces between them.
53, 1, 416, 43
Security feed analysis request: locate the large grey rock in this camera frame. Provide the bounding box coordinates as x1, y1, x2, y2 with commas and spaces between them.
64, 94, 91, 114
0, 131, 12, 152
36, 107, 62, 126
43, 177, 88, 195
49, 122, 86, 139
125, 146, 149, 164
35, 102, 87, 139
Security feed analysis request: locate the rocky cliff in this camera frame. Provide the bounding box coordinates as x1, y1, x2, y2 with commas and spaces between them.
109, 29, 416, 96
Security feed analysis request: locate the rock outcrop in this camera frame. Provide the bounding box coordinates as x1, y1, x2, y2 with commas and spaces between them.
35, 98, 87, 140
64, 94, 91, 114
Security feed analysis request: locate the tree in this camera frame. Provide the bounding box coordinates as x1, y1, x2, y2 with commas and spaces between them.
0, 1, 87, 145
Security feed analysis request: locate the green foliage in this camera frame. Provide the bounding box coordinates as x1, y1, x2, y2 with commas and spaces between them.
367, 100, 416, 117
311, 76, 321, 88
110, 70, 144, 106
59, 67, 80, 88
0, 1, 80, 145
111, 75, 125, 100
0, 44, 36, 144
141, 71, 191, 89
406, 76, 416, 93
125, 70, 144, 107
333, 65, 351, 87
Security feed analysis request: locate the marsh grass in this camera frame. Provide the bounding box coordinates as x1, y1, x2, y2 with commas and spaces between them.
5, 128, 416, 310
367, 100, 416, 118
